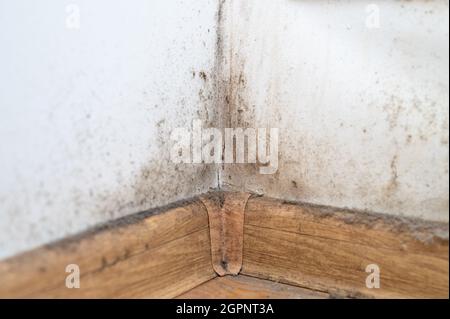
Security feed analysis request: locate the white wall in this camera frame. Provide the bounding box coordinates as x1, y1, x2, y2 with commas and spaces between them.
221, 0, 449, 222
1, 0, 447, 259
0, 0, 219, 258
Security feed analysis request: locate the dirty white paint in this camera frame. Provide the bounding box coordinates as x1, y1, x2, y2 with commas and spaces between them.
0, 0, 219, 258
0, 0, 447, 259
221, 0, 449, 222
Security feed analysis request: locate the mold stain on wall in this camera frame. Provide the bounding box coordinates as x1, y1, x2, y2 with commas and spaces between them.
0, 0, 448, 259
217, 0, 449, 222
0, 0, 220, 259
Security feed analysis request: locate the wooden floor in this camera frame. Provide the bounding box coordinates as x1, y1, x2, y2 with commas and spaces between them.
177, 275, 329, 299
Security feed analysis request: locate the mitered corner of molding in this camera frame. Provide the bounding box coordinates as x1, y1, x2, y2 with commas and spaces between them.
200, 191, 251, 276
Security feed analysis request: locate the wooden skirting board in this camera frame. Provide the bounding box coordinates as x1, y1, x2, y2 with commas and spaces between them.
0, 199, 215, 298
243, 196, 449, 299
0, 192, 448, 298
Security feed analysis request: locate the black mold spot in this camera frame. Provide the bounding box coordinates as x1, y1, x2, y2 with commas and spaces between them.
199, 71, 207, 81
204, 191, 226, 208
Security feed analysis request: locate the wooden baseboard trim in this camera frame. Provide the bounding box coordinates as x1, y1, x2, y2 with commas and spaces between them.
0, 198, 215, 298
242, 196, 449, 298
0, 192, 448, 298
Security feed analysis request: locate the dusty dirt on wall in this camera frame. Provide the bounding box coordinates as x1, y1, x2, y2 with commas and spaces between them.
30, 0, 450, 248
83, 0, 231, 226
5, 12, 224, 260
215, 0, 261, 188
214, 0, 449, 223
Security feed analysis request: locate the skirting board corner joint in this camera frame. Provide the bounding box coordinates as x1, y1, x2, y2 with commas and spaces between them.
200, 191, 251, 276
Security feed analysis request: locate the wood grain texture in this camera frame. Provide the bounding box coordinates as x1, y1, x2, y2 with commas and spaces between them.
242, 197, 449, 299
200, 192, 250, 276
177, 275, 329, 299
1, 192, 447, 299
0, 199, 215, 298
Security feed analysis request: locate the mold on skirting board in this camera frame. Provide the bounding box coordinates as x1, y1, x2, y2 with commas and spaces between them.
220, 0, 449, 222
